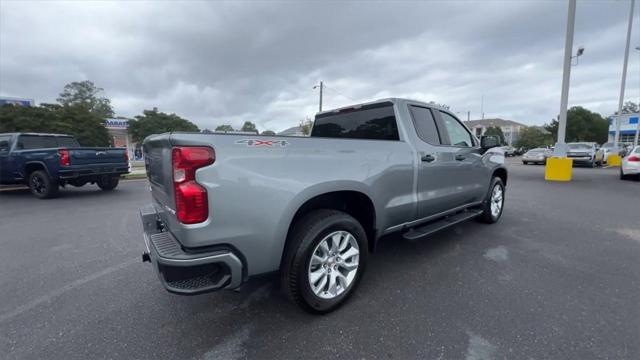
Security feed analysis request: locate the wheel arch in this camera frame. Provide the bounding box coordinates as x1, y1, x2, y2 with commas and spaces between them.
278, 185, 378, 271
24, 161, 51, 179
492, 167, 507, 187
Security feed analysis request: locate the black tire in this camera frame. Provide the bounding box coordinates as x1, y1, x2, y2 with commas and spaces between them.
523, 161, 528, 165
620, 168, 629, 180
97, 176, 119, 191
280, 209, 368, 314
28, 170, 59, 199
478, 177, 505, 224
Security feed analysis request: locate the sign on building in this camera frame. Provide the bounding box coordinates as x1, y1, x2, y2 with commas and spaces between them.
104, 119, 129, 129
0, 97, 35, 107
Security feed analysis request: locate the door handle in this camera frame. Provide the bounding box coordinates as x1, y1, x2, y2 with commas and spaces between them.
421, 154, 435, 162
455, 154, 466, 161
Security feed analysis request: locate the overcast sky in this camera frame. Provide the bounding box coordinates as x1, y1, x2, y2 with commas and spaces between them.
1, 1, 639, 132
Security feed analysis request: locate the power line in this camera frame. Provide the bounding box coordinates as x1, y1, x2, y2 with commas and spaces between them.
323, 84, 356, 101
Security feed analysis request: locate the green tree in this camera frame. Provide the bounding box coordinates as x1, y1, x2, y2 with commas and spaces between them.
241, 121, 258, 133
301, 119, 314, 136
544, 106, 608, 144
514, 127, 553, 149
484, 126, 505, 145
128, 108, 199, 143
261, 130, 276, 136
615, 101, 638, 115
0, 103, 111, 146
57, 80, 114, 119
215, 124, 235, 132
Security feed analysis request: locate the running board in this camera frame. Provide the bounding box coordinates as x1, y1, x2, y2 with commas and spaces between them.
402, 209, 483, 241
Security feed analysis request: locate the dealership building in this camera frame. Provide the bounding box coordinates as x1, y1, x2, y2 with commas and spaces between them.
104, 118, 143, 161
608, 113, 639, 144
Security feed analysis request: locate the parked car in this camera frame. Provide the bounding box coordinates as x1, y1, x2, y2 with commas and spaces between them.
139, 98, 508, 313
501, 146, 516, 157
0, 133, 129, 198
522, 148, 551, 165
601, 142, 626, 164
620, 145, 640, 180
566, 142, 603, 167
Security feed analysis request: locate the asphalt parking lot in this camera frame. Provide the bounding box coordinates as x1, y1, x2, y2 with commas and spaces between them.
1, 158, 638, 360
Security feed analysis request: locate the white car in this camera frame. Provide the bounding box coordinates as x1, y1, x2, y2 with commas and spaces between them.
522, 148, 551, 165
620, 145, 640, 180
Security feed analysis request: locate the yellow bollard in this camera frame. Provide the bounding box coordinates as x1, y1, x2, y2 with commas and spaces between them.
607, 154, 621, 167
545, 157, 573, 181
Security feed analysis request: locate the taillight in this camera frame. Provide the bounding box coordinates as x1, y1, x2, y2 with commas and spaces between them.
58, 149, 70, 166
628, 155, 640, 162
172, 146, 215, 224
124, 150, 129, 163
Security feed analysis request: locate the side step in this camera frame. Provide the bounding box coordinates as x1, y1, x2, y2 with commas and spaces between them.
403, 209, 483, 241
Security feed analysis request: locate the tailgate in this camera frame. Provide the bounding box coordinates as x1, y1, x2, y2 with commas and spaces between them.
143, 135, 174, 211
70, 148, 127, 165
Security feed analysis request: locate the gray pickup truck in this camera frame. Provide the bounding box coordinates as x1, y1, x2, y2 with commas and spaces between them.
140, 98, 507, 313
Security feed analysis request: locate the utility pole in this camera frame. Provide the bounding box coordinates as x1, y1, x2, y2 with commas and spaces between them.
552, 0, 577, 158
480, 94, 484, 120
634, 46, 640, 146
467, 111, 470, 122
313, 81, 324, 112
614, 0, 635, 151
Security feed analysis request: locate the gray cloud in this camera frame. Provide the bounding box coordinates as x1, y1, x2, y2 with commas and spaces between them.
1, 1, 638, 132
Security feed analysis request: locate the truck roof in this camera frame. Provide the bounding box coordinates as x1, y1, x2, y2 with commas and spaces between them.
0, 132, 73, 137
315, 97, 449, 117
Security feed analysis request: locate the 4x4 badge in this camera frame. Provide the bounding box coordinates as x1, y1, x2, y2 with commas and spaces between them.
235, 139, 289, 147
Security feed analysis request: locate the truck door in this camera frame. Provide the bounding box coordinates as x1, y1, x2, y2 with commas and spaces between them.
0, 134, 13, 183
433, 110, 487, 206
408, 105, 467, 218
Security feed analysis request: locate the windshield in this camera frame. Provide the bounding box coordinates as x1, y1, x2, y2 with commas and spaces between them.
568, 143, 590, 150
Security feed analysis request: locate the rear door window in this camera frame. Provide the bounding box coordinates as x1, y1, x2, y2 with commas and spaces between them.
312, 103, 399, 140
438, 112, 474, 147
409, 106, 441, 144
17, 135, 58, 149
56, 137, 80, 148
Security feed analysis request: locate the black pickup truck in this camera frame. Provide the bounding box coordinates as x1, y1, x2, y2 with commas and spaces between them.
0, 133, 129, 198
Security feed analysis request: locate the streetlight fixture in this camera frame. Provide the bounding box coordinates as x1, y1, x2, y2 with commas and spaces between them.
571, 46, 585, 66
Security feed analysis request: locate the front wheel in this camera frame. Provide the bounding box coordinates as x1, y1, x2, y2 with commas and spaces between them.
478, 177, 505, 224
97, 176, 119, 191
281, 209, 367, 314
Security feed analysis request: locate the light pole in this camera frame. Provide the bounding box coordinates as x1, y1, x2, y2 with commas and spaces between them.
313, 81, 324, 112
545, 0, 577, 181
551, 0, 577, 159
456, 111, 471, 122
635, 46, 640, 146
613, 0, 635, 157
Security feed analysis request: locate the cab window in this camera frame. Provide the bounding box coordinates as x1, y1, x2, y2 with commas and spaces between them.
439, 112, 473, 147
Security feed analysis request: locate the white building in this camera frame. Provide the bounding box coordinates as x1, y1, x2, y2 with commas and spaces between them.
607, 113, 639, 144
464, 118, 527, 146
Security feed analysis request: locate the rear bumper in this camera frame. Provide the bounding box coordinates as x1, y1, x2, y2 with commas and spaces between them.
59, 164, 129, 179
139, 204, 244, 294
567, 156, 592, 163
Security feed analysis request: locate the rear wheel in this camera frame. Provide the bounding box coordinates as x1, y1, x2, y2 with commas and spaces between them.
28, 170, 59, 199
97, 176, 119, 191
620, 168, 630, 180
281, 209, 367, 314
478, 177, 505, 224
523, 161, 528, 165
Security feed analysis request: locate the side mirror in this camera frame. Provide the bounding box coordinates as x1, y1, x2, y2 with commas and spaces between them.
480, 135, 500, 150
